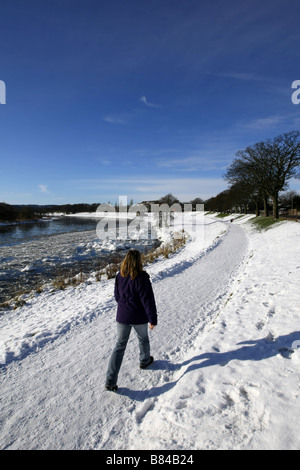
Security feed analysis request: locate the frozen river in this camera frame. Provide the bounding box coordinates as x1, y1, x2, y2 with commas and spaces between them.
0, 216, 157, 304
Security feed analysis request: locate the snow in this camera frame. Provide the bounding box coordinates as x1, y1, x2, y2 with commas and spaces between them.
0, 212, 299, 450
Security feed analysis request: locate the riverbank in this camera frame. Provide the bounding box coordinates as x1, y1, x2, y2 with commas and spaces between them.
1, 213, 299, 449
0, 213, 161, 305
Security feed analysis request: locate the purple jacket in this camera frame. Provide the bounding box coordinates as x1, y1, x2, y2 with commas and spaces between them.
114, 271, 157, 325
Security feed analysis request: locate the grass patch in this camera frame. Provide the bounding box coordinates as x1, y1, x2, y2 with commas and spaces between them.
216, 213, 231, 218
250, 216, 282, 231
141, 231, 187, 264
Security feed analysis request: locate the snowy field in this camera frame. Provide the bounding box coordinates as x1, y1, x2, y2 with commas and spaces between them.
0, 212, 299, 450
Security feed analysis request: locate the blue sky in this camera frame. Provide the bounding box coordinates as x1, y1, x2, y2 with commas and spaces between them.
0, 0, 300, 205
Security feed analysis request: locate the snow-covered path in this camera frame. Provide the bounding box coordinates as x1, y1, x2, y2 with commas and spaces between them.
1, 214, 299, 450
0, 216, 248, 450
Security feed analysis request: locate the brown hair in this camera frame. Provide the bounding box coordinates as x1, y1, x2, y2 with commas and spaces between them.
120, 249, 143, 280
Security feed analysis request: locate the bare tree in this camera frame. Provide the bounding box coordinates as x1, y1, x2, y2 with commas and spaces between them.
225, 131, 300, 219
263, 131, 300, 218
224, 152, 269, 216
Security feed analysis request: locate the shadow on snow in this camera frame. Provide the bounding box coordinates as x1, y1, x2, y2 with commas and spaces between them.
118, 331, 300, 402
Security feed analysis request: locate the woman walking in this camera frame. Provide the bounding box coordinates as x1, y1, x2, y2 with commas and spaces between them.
105, 249, 157, 392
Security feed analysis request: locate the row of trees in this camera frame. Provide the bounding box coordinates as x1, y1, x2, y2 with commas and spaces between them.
0, 202, 102, 222
48, 203, 100, 214
223, 131, 300, 219
144, 131, 300, 219
2, 130, 299, 222
204, 187, 300, 216
0, 203, 39, 222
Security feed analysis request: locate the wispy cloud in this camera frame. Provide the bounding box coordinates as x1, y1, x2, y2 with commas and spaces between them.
139, 96, 162, 109
209, 71, 268, 82
234, 112, 300, 134
68, 176, 226, 201
95, 157, 112, 166
154, 139, 237, 173
38, 184, 50, 193
156, 156, 227, 173
103, 115, 126, 124
244, 115, 286, 130
208, 71, 291, 98
103, 97, 162, 126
